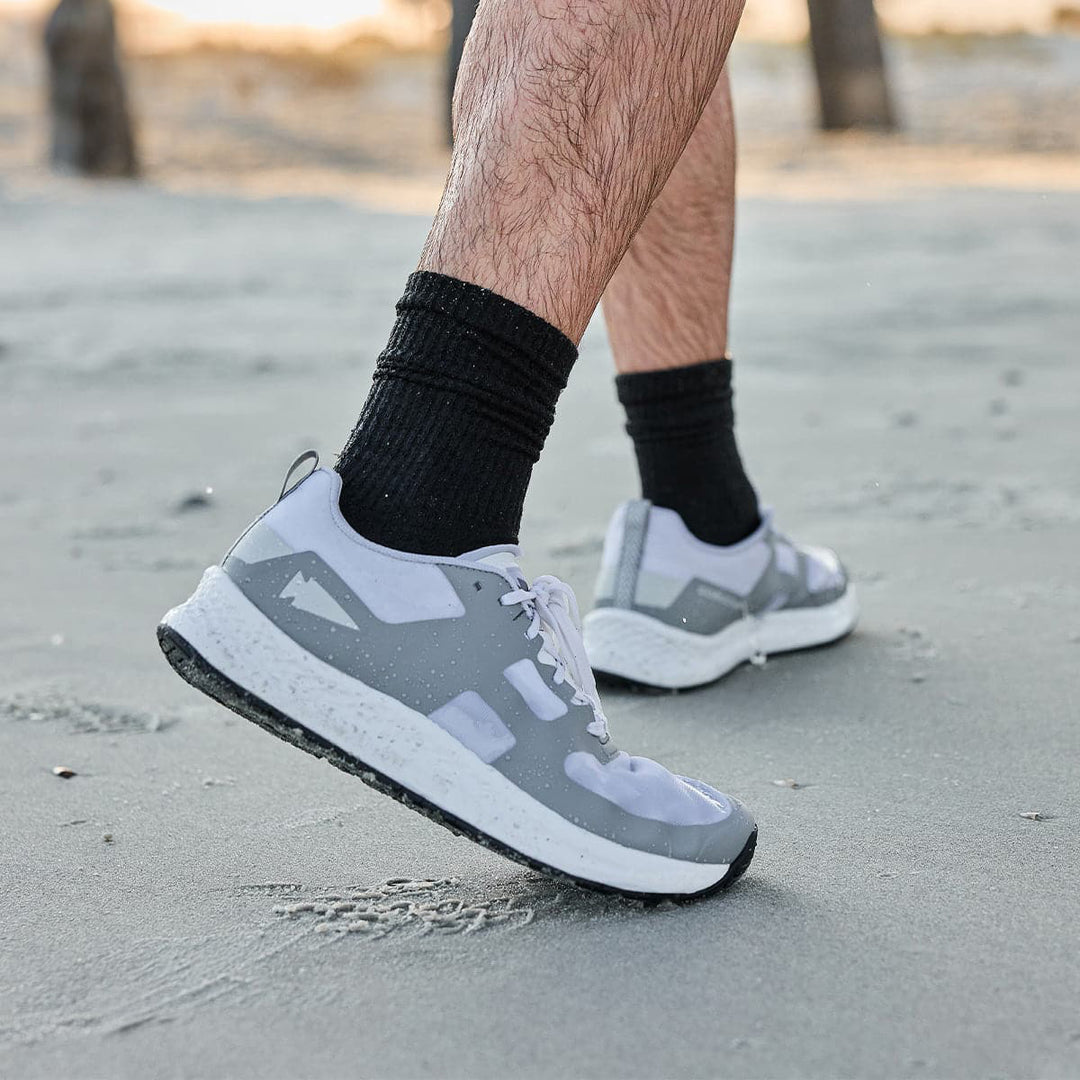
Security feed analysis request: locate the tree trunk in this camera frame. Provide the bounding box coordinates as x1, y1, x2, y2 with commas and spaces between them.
44, 0, 138, 177
445, 0, 478, 145
806, 0, 896, 131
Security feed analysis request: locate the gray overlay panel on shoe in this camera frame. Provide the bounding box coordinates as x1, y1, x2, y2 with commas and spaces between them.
595, 520, 848, 636
222, 537, 752, 866
612, 500, 650, 609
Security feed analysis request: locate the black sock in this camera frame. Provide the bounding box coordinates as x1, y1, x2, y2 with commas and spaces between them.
336, 272, 577, 556
616, 359, 760, 546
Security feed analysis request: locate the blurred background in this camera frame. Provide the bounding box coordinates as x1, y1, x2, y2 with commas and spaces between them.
2, 0, 1079, 205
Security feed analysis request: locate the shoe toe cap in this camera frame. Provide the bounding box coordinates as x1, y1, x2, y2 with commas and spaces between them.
800, 543, 850, 599
678, 786, 757, 868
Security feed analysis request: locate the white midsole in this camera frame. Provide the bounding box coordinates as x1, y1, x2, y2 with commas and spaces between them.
583, 588, 859, 690
162, 567, 730, 895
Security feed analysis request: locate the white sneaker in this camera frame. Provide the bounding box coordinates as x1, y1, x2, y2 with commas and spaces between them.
583, 500, 859, 690
158, 457, 758, 899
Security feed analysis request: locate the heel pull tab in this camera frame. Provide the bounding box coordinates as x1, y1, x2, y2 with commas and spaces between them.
278, 450, 319, 502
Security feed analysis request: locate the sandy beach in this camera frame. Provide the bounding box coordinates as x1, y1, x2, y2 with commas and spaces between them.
2, 17, 1080, 1079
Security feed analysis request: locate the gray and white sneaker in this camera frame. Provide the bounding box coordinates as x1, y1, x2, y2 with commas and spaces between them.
584, 500, 859, 690
157, 456, 756, 899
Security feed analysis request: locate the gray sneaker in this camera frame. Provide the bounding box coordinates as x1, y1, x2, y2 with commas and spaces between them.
157, 457, 756, 899
584, 500, 858, 690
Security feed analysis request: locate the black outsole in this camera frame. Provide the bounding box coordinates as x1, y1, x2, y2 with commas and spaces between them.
157, 622, 756, 903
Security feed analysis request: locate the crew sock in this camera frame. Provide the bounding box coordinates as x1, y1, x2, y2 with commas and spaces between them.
616, 358, 760, 546
336, 271, 577, 556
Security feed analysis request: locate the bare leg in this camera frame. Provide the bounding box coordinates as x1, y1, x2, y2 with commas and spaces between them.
599, 71, 760, 545
602, 69, 735, 371
420, 0, 746, 344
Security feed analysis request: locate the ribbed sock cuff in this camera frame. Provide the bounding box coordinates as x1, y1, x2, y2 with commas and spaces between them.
399, 272, 576, 383
615, 359, 735, 444
374, 272, 578, 460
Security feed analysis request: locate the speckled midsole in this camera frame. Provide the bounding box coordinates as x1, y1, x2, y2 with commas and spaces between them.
162, 566, 732, 895
584, 587, 859, 690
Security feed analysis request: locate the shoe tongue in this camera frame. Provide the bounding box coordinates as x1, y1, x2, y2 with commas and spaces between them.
460, 544, 526, 585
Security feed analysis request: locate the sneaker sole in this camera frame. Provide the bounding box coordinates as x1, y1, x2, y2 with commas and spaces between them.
158, 567, 756, 901
583, 587, 859, 691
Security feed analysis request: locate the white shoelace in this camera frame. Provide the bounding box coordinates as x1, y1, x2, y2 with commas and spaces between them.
499, 574, 610, 742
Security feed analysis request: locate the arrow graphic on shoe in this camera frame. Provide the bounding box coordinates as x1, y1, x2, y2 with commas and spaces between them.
279, 571, 359, 630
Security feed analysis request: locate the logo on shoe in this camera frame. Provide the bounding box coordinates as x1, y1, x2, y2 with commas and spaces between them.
279, 571, 359, 630
694, 582, 741, 608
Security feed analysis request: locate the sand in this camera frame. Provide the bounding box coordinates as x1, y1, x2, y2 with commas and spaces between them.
2, 175, 1079, 1079
3, 26, 1080, 1080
